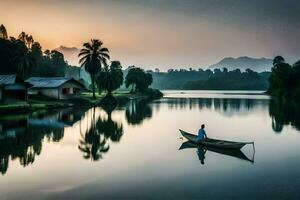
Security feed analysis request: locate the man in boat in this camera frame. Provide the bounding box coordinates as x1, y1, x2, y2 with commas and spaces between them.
197, 124, 207, 142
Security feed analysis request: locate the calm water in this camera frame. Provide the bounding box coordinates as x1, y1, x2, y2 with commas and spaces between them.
0, 91, 300, 200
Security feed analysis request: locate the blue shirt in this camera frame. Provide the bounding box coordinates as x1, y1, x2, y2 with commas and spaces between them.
197, 128, 206, 141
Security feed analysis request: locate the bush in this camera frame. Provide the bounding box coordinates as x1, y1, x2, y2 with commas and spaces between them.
144, 88, 163, 99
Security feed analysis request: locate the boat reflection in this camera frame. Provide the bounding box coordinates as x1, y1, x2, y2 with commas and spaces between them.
179, 141, 254, 164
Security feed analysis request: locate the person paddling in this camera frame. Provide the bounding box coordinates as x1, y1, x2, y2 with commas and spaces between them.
197, 124, 207, 142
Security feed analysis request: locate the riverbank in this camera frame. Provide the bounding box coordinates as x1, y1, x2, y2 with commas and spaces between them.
0, 89, 163, 113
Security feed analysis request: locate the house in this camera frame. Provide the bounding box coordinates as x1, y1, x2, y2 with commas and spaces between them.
0, 74, 32, 102
26, 77, 86, 100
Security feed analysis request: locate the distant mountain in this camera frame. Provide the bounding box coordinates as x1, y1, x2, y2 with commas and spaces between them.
208, 56, 272, 72
55, 46, 80, 66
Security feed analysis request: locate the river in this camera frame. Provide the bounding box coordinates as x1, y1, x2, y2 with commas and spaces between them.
0, 90, 299, 199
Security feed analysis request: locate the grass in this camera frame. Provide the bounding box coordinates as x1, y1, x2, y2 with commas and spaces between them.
0, 89, 162, 112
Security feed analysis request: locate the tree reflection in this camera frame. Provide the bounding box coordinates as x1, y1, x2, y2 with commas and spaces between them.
78, 107, 123, 161
160, 98, 260, 116
125, 100, 152, 126
0, 108, 86, 175
269, 99, 300, 133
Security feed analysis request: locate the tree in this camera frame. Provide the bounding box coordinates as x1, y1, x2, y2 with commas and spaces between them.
0, 27, 70, 77
0, 24, 8, 39
97, 60, 123, 96
268, 56, 293, 97
12, 39, 35, 79
78, 39, 110, 99
125, 67, 153, 92
213, 68, 222, 75
273, 56, 285, 66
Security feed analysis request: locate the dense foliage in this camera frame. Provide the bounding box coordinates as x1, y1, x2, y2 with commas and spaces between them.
0, 24, 70, 78
268, 56, 300, 99
182, 68, 269, 90
151, 68, 270, 90
97, 61, 123, 95
151, 68, 213, 89
125, 66, 153, 92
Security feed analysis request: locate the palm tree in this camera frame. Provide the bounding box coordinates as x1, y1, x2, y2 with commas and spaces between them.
97, 60, 123, 96
78, 39, 110, 99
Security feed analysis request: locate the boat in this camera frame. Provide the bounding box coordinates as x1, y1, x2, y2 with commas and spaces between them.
179, 129, 253, 150
179, 141, 254, 163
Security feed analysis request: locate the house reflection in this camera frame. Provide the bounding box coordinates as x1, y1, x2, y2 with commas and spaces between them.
0, 108, 87, 175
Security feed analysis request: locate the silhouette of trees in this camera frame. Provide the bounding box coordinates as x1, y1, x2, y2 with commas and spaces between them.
0, 24, 8, 39
183, 68, 268, 90
13, 38, 35, 78
151, 68, 269, 90
268, 56, 300, 98
97, 60, 123, 96
0, 25, 70, 77
125, 66, 153, 92
78, 39, 110, 99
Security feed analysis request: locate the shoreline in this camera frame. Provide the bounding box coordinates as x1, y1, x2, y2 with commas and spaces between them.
0, 91, 163, 114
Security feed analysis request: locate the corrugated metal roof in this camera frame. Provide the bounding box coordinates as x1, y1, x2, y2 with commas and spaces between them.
0, 74, 17, 85
26, 77, 85, 89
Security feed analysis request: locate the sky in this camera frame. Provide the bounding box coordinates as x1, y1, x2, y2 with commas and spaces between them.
0, 0, 299, 69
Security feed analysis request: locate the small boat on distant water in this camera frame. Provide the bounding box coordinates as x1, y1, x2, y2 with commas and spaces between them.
179, 129, 254, 150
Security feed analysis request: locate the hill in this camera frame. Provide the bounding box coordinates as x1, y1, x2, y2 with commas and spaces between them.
208, 56, 272, 72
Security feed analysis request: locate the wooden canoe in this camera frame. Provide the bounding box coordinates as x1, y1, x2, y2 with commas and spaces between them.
179, 141, 254, 163
179, 129, 252, 150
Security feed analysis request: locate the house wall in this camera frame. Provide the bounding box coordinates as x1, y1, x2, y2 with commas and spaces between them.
29, 81, 84, 100
1, 84, 28, 101
30, 88, 60, 99
58, 81, 84, 99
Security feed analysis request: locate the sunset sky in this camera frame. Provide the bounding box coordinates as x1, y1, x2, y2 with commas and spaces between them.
1, 0, 299, 69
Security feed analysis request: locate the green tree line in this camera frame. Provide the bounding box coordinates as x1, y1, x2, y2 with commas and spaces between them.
183, 68, 269, 90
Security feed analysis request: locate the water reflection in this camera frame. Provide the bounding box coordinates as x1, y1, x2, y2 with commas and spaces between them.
269, 99, 300, 133
0, 109, 86, 175
179, 141, 254, 164
157, 97, 300, 132
125, 100, 152, 126
156, 98, 264, 117
0, 97, 299, 175
78, 108, 123, 161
